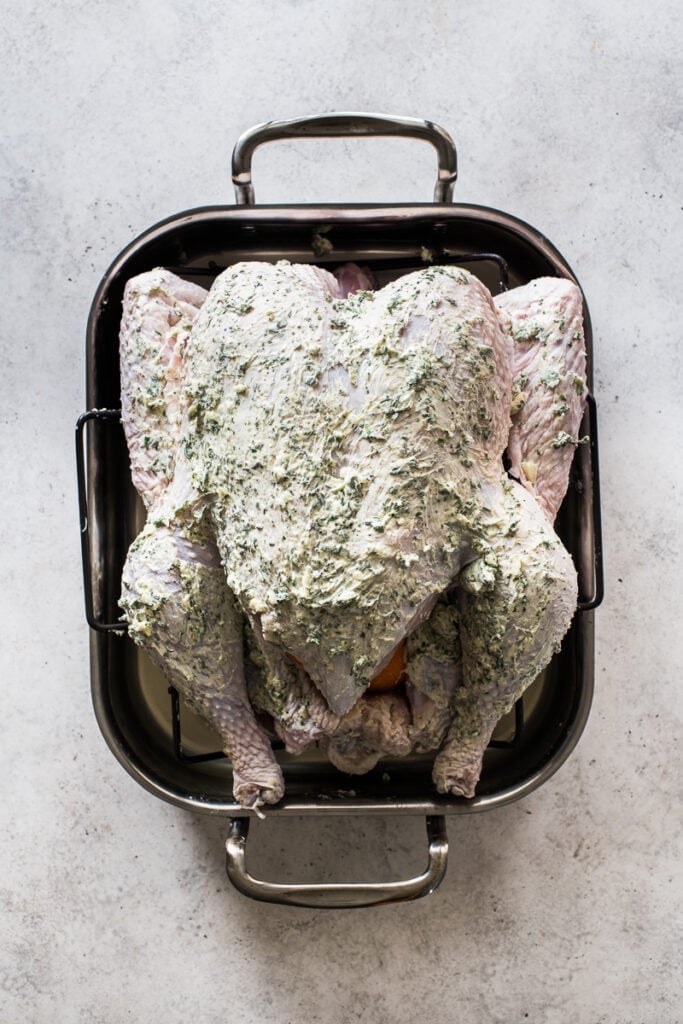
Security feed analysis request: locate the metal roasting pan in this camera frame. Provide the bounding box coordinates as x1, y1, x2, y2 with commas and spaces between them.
77, 113, 604, 908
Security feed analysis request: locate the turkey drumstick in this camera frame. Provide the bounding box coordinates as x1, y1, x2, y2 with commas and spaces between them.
118, 270, 285, 810
430, 277, 586, 795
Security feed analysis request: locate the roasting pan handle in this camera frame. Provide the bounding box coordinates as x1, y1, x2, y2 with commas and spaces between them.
231, 112, 457, 205
225, 816, 448, 908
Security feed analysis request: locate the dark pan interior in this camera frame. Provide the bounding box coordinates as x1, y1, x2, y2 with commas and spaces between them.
84, 203, 597, 816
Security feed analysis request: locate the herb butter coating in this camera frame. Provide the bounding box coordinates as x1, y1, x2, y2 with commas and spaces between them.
182, 261, 515, 717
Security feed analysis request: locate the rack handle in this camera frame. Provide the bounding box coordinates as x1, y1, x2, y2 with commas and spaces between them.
76, 409, 128, 633
225, 816, 448, 908
577, 393, 604, 611
231, 111, 457, 205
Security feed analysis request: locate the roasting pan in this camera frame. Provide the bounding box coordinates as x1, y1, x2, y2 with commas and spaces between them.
77, 113, 603, 907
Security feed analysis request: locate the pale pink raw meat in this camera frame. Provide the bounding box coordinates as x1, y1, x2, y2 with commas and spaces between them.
495, 277, 587, 522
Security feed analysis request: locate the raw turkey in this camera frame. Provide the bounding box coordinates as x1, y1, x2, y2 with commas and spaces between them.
119, 260, 587, 809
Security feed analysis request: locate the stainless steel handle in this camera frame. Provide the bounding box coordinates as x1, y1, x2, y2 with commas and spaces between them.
76, 408, 128, 633
231, 111, 457, 205
225, 816, 448, 908
576, 393, 604, 611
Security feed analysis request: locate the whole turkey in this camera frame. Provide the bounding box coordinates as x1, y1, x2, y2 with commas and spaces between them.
119, 260, 587, 811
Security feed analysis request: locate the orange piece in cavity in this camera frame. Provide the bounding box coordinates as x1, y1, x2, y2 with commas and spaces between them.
287, 642, 406, 693
368, 641, 406, 692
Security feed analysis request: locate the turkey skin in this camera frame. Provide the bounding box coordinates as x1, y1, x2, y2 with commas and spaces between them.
118, 261, 586, 807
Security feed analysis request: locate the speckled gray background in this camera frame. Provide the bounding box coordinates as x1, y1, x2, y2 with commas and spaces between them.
2, 1, 681, 1021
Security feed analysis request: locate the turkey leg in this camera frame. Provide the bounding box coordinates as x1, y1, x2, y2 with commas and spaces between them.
118, 270, 284, 810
